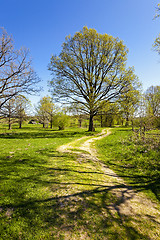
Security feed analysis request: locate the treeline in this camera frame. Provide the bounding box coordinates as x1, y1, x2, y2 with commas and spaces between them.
1, 86, 160, 132
97, 85, 160, 130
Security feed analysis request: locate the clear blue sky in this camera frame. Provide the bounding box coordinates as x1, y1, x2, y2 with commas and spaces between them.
0, 0, 160, 105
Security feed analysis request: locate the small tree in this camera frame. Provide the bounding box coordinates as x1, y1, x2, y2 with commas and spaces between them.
44, 97, 55, 129
35, 96, 55, 128
68, 103, 85, 128
97, 102, 119, 127
15, 96, 30, 128
54, 112, 70, 130
0, 98, 16, 129
145, 85, 160, 128
145, 86, 160, 117
118, 83, 141, 127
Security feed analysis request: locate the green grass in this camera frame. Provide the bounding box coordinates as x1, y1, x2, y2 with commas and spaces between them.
96, 127, 160, 202
0, 125, 100, 239
0, 124, 159, 239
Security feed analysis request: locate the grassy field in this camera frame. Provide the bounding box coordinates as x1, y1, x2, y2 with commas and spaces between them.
96, 127, 160, 202
0, 124, 98, 239
0, 124, 160, 239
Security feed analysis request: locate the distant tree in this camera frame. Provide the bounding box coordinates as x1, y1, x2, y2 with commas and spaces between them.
145, 86, 160, 128
36, 96, 55, 128
45, 97, 55, 129
104, 102, 120, 127
49, 27, 138, 131
15, 95, 30, 128
68, 103, 85, 128
145, 86, 160, 117
97, 102, 119, 127
36, 97, 49, 128
0, 97, 16, 129
118, 82, 141, 127
0, 28, 41, 109
54, 112, 70, 130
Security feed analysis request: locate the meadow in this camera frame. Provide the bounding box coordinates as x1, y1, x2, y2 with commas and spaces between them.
96, 127, 160, 202
0, 124, 160, 239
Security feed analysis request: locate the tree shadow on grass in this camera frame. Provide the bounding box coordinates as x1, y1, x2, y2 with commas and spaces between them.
104, 160, 160, 202
0, 130, 85, 139
0, 184, 154, 240
0, 149, 158, 239
0, 126, 96, 140
99, 128, 160, 202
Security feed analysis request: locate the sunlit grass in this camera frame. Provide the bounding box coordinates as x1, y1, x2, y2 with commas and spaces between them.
96, 127, 160, 202
0, 124, 159, 239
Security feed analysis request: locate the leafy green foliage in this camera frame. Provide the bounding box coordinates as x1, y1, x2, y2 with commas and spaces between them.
49, 26, 138, 131
35, 96, 55, 128
53, 112, 70, 130
145, 86, 160, 128
118, 84, 141, 126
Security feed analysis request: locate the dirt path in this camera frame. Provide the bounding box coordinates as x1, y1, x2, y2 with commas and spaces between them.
58, 129, 160, 239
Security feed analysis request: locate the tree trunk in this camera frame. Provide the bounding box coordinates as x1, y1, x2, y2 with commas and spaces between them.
121, 119, 124, 126
19, 120, 22, 129
50, 118, 53, 129
131, 119, 134, 131
125, 114, 129, 126
59, 126, 64, 130
100, 113, 103, 127
8, 117, 11, 130
109, 119, 113, 127
88, 114, 94, 131
79, 119, 82, 128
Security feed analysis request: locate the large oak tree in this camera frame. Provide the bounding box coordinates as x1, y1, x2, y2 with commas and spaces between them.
49, 27, 138, 131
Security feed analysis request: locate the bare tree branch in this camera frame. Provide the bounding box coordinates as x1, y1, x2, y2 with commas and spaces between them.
0, 28, 41, 109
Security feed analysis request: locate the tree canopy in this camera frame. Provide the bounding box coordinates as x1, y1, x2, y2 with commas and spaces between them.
49, 27, 138, 131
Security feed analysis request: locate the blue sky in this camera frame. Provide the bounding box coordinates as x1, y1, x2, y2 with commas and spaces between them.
0, 0, 160, 105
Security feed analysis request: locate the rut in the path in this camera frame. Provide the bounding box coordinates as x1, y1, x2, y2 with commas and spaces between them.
58, 129, 160, 239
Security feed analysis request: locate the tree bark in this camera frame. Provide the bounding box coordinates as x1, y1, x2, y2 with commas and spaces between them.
121, 119, 124, 126
125, 114, 129, 126
8, 117, 11, 130
131, 119, 134, 131
50, 118, 53, 129
88, 114, 94, 131
19, 119, 22, 129
79, 118, 82, 128
100, 113, 103, 127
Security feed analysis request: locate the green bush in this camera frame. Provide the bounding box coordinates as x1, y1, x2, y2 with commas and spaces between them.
53, 112, 70, 130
